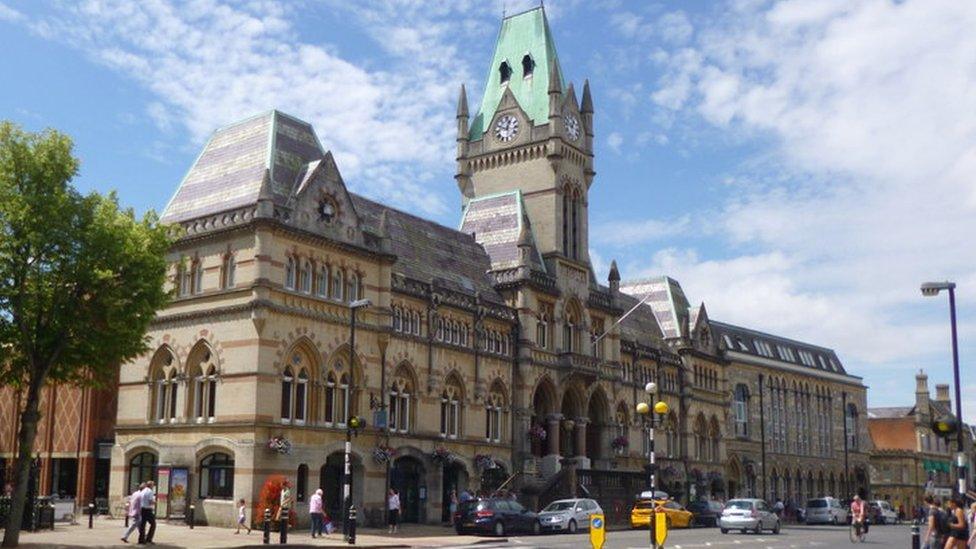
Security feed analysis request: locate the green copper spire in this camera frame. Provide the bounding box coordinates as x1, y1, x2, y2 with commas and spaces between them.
468, 6, 565, 141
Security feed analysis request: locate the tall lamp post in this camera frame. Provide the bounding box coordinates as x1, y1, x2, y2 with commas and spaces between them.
637, 381, 670, 549
921, 281, 966, 496
343, 298, 371, 544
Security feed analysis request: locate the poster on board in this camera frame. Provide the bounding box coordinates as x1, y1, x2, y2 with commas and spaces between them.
168, 468, 189, 518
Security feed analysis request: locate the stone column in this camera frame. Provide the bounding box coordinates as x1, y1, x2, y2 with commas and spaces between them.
547, 414, 563, 456
574, 418, 589, 457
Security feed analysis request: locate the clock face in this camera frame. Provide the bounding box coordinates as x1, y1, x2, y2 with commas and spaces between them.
318, 199, 336, 222
564, 115, 581, 141
494, 114, 519, 142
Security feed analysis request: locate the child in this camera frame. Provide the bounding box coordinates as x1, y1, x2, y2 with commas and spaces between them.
236, 498, 252, 534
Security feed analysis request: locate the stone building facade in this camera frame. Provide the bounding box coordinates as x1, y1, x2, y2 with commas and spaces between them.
109, 6, 870, 527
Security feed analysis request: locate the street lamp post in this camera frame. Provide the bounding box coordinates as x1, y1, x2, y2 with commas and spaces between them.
637, 381, 669, 549
342, 299, 371, 544
921, 281, 966, 496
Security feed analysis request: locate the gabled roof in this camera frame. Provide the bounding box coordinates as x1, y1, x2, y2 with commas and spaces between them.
458, 190, 544, 271
162, 110, 323, 223
710, 320, 849, 375
352, 195, 505, 305
469, 6, 565, 140
619, 276, 691, 339
868, 416, 917, 451
617, 292, 665, 345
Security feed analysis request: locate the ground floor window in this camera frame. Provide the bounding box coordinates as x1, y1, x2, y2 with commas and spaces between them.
199, 452, 234, 499
128, 452, 158, 494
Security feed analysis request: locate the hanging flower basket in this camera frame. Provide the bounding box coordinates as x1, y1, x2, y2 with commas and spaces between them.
372, 445, 396, 465
611, 436, 629, 450
431, 447, 454, 465
528, 425, 547, 442
475, 454, 496, 471
267, 435, 292, 455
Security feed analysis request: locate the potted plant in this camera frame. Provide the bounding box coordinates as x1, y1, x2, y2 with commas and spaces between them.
372, 445, 396, 465
611, 435, 629, 451
527, 425, 547, 442
267, 435, 292, 455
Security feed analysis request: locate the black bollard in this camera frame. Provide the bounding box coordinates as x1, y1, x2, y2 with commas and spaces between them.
347, 505, 357, 545
279, 508, 288, 544
188, 504, 195, 529
263, 508, 271, 544
911, 521, 920, 549
88, 502, 95, 529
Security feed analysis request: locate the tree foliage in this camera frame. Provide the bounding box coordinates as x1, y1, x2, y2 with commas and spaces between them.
0, 121, 172, 546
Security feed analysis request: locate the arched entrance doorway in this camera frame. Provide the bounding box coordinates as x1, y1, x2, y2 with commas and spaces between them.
531, 379, 557, 457
320, 452, 363, 522
560, 388, 584, 458
441, 461, 468, 523
391, 456, 426, 523
586, 389, 609, 465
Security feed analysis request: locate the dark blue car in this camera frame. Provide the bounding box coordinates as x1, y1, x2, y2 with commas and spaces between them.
455, 498, 541, 536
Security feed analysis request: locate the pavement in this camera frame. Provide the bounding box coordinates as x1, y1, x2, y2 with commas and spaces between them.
12, 520, 916, 548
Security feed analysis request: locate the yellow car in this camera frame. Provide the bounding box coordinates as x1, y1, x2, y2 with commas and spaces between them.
630, 499, 694, 529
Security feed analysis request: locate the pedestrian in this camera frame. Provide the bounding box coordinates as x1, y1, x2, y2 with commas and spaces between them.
137, 480, 156, 545
236, 498, 252, 535
449, 489, 458, 524
120, 483, 144, 543
277, 481, 292, 522
924, 495, 944, 549
945, 497, 968, 549
309, 489, 324, 538
387, 488, 400, 534
773, 499, 784, 518
966, 502, 976, 549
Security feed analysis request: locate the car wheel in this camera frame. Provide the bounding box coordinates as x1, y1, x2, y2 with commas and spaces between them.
720, 528, 728, 534
568, 519, 577, 534
773, 520, 781, 535
531, 521, 540, 535
493, 521, 505, 537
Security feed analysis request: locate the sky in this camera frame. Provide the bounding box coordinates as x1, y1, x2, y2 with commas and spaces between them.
2, 0, 975, 421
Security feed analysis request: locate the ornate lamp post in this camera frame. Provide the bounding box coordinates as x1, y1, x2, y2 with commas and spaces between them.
343, 298, 371, 544
637, 381, 670, 549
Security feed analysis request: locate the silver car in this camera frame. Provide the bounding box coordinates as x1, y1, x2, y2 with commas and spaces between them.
538, 498, 603, 534
804, 497, 848, 525
719, 498, 781, 535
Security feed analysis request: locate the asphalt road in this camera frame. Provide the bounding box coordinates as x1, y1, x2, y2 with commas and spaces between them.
446, 524, 916, 548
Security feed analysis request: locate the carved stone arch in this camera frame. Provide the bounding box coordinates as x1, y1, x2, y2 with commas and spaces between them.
185, 339, 218, 376
391, 360, 420, 392
487, 377, 508, 408
148, 344, 179, 380
327, 342, 368, 386
442, 369, 466, 401
531, 374, 558, 416
123, 439, 164, 458
193, 437, 239, 459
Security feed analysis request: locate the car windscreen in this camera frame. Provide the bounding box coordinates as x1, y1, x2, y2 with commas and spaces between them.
635, 500, 656, 509
725, 501, 753, 510
807, 500, 827, 508
460, 500, 491, 513
544, 501, 576, 512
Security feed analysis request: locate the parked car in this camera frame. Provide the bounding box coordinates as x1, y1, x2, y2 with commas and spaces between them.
630, 499, 694, 529
455, 498, 541, 536
538, 498, 602, 533
719, 498, 781, 535
804, 497, 848, 525
868, 500, 897, 524
687, 500, 724, 527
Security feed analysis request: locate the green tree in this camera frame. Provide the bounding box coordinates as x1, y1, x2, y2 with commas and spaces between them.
0, 122, 172, 546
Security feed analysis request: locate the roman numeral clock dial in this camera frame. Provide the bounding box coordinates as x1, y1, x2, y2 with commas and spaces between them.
494, 114, 519, 142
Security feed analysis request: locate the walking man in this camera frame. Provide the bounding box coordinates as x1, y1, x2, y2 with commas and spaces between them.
138, 480, 157, 545
120, 483, 144, 543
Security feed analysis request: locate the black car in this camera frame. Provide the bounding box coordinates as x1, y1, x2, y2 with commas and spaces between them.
687, 500, 724, 527
456, 498, 541, 536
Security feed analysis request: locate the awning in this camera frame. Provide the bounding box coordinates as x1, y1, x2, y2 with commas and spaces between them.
923, 459, 951, 473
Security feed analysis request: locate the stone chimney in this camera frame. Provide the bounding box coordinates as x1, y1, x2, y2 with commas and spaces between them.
935, 383, 951, 406
915, 370, 930, 422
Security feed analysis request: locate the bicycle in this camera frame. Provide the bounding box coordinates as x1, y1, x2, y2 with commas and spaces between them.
850, 519, 866, 543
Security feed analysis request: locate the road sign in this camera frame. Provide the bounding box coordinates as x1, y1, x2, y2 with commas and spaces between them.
373, 410, 387, 429
589, 513, 605, 549
655, 504, 669, 546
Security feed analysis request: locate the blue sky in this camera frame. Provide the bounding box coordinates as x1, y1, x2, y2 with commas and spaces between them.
2, 0, 975, 420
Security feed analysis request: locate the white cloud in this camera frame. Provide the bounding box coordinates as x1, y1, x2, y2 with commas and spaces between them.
0, 1, 23, 22
593, 214, 691, 245
606, 132, 624, 154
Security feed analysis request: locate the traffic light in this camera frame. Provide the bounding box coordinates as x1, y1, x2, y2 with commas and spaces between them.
932, 414, 960, 438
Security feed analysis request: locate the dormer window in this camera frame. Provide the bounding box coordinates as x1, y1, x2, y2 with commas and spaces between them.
522, 54, 534, 78
499, 61, 512, 84
318, 198, 336, 223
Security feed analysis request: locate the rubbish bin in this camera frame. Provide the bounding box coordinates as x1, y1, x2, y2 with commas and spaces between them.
36, 498, 55, 530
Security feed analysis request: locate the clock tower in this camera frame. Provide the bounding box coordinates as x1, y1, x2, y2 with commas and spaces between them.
456, 5, 595, 267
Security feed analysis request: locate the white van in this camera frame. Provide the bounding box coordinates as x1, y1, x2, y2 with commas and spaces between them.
804, 497, 848, 525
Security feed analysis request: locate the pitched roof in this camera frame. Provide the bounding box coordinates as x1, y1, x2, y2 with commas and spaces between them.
619, 276, 690, 339
710, 320, 849, 375
469, 6, 564, 140
868, 417, 917, 451
458, 190, 544, 271
351, 195, 505, 304
617, 292, 665, 345
161, 110, 323, 223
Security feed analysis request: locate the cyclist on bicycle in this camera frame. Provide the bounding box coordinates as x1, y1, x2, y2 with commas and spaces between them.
850, 495, 868, 536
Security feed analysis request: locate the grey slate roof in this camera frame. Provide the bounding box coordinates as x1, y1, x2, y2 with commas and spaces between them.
710, 320, 849, 375
352, 195, 505, 304
162, 110, 323, 223
458, 191, 545, 272
619, 276, 691, 339
617, 292, 665, 344
867, 407, 914, 419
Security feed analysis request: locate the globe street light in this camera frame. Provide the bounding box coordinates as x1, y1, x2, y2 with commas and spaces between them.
637, 381, 670, 549
920, 281, 966, 496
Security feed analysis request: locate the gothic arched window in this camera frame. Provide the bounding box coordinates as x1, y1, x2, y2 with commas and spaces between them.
316, 265, 329, 297
734, 383, 749, 437
389, 365, 414, 434
486, 381, 506, 443
285, 257, 296, 290
300, 260, 312, 293
221, 254, 236, 289
846, 403, 859, 450
522, 54, 534, 78
499, 61, 512, 84
440, 376, 462, 439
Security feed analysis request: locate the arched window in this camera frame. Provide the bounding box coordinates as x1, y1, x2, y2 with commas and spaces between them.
296, 464, 308, 502
709, 417, 721, 462
389, 366, 414, 434
665, 413, 679, 458
499, 61, 512, 84
332, 269, 344, 301
348, 272, 361, 302
615, 403, 629, 455
149, 349, 179, 423
733, 384, 749, 437
188, 346, 217, 423
537, 313, 549, 349
572, 191, 579, 259
563, 300, 582, 353
393, 306, 402, 332
192, 259, 203, 294
285, 257, 296, 290
281, 367, 294, 422
694, 415, 707, 460
295, 368, 308, 423
221, 254, 236, 289
316, 266, 329, 297
521, 54, 535, 77
486, 383, 505, 443
846, 403, 859, 450
178, 262, 191, 297
337, 373, 350, 426
199, 452, 234, 499
461, 324, 469, 347
128, 452, 157, 494
300, 260, 312, 293
440, 376, 463, 439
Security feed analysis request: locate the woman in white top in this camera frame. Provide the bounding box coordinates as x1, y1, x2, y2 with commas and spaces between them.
387, 489, 401, 534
